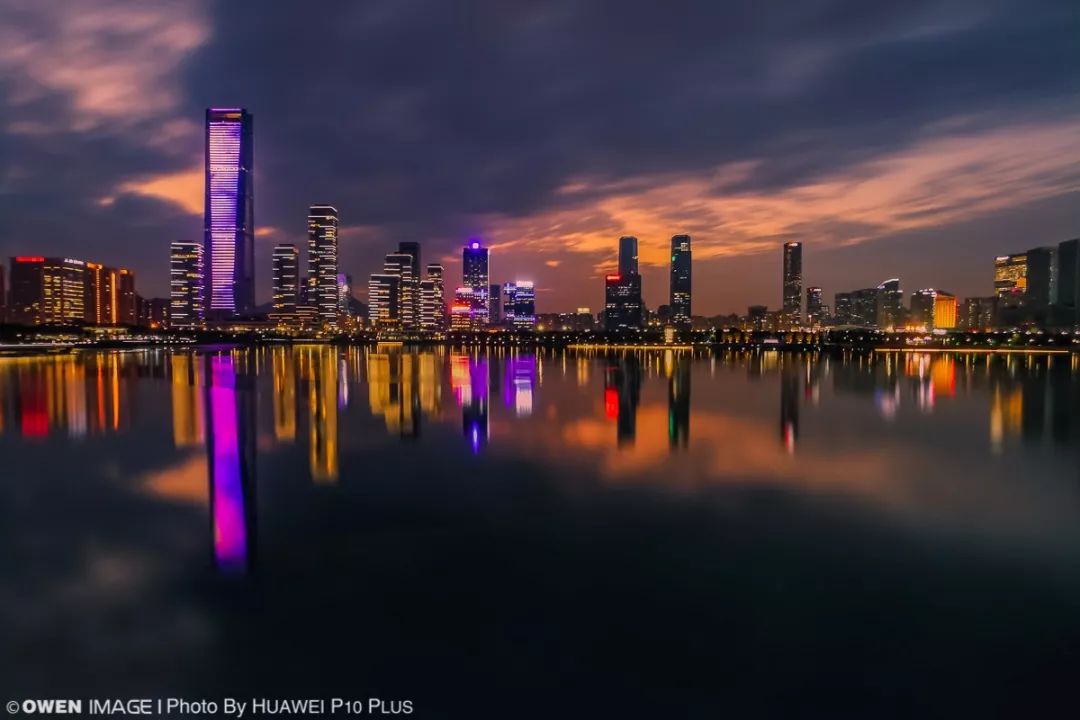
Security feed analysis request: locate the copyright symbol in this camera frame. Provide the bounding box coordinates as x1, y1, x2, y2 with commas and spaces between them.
6, 701, 18, 714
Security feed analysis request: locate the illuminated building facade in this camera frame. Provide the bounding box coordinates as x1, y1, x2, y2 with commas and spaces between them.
307, 205, 339, 327
169, 242, 204, 328
933, 291, 958, 329
367, 274, 400, 327
419, 279, 439, 331
396, 242, 421, 328
669, 234, 691, 327
425, 263, 445, 329
384, 252, 417, 330
462, 241, 490, 328
994, 253, 1027, 298
450, 287, 473, 330
117, 269, 136, 325
503, 281, 536, 329
604, 273, 642, 331
272, 244, 299, 313
84, 263, 118, 325
782, 241, 803, 327
204, 108, 254, 317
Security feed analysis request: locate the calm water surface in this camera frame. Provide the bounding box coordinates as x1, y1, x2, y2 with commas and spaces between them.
2, 347, 1079, 717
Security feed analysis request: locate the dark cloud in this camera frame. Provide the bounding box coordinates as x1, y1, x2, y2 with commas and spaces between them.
0, 0, 1077, 305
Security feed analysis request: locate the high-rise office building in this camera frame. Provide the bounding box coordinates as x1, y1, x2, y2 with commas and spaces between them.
782, 241, 802, 327
463, 241, 490, 328
910, 289, 956, 330
426, 263, 445, 329
307, 205, 339, 327
488, 283, 502, 325
618, 236, 639, 275
117, 269, 136, 325
933, 291, 957, 329
806, 287, 824, 327
367, 274, 400, 327
419, 279, 439, 331
450, 287, 473, 331
9, 257, 45, 325
994, 253, 1027, 298
84, 263, 118, 325
834, 287, 880, 327
1056, 238, 1079, 325
204, 108, 254, 317
170, 242, 205, 328
0, 263, 6, 323
669, 234, 691, 327
506, 281, 536, 330
605, 273, 643, 331
1025, 246, 1057, 308
384, 252, 418, 330
960, 297, 997, 331
272, 244, 300, 313
396, 242, 421, 327
876, 278, 903, 329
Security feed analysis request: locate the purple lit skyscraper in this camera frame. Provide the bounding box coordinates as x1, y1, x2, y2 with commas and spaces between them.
204, 108, 254, 317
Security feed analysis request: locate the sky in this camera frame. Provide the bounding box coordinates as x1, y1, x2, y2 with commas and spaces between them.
0, 0, 1077, 314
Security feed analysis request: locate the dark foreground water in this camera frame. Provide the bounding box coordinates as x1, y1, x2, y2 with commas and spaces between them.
1, 346, 1078, 718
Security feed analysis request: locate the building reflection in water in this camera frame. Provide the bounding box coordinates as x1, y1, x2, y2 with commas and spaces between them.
666, 351, 690, 450
204, 352, 257, 575
780, 358, 799, 455
504, 354, 536, 418
271, 347, 296, 443
604, 355, 641, 447
171, 354, 205, 447
302, 346, 339, 483
450, 354, 489, 453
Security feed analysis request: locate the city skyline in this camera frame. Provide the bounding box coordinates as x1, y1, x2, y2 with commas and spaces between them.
0, 0, 1076, 315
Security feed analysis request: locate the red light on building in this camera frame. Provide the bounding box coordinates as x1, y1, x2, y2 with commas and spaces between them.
15, 256, 44, 263
605, 274, 621, 282
604, 387, 619, 419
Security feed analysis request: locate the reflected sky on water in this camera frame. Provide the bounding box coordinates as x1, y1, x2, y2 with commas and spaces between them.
1, 347, 1079, 717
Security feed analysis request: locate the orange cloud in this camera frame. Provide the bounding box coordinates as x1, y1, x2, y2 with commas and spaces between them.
476, 119, 1080, 268
118, 167, 203, 214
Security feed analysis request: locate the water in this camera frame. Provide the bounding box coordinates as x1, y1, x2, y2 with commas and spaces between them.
2, 346, 1078, 717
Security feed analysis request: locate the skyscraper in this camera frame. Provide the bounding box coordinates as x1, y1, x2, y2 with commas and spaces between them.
272, 244, 300, 314
488, 283, 502, 325
9, 256, 46, 325
367, 274, 400, 327
618, 236, 639, 276
669, 234, 691, 327
806, 287, 823, 327
204, 108, 254, 317
1026, 246, 1057, 308
117, 269, 136, 325
84, 263, 118, 325
463, 241, 490, 328
397, 242, 421, 327
307, 205, 339, 327
426, 263, 445, 329
782, 241, 802, 327
994, 254, 1027, 297
384, 252, 418, 330
1056, 238, 1079, 325
876, 278, 903, 329
170, 242, 205, 328
507, 281, 536, 330
605, 273, 643, 331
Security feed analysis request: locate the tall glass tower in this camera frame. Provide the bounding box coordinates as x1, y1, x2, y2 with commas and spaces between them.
463, 241, 490, 328
204, 108, 254, 317
307, 205, 339, 327
782, 241, 802, 327
618, 236, 639, 276
669, 234, 691, 326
